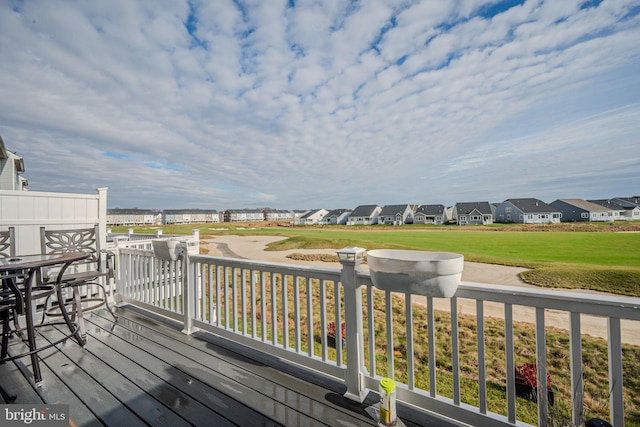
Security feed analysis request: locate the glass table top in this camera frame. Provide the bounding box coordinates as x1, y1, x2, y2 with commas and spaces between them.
0, 252, 89, 270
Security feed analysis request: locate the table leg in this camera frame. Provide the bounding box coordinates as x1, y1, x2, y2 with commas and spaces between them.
1, 308, 9, 359
72, 287, 86, 338
55, 283, 85, 347
23, 271, 42, 384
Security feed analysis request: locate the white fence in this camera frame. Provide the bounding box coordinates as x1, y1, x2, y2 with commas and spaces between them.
114, 244, 640, 427
0, 188, 107, 255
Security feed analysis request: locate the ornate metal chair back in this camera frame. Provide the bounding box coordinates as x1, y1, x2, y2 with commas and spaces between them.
39, 225, 102, 280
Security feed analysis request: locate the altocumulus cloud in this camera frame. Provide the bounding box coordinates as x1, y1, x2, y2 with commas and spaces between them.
0, 0, 638, 209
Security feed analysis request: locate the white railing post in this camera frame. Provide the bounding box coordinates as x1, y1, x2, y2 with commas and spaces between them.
180, 241, 198, 335
337, 246, 368, 401
97, 187, 108, 248
192, 228, 200, 254
113, 239, 127, 307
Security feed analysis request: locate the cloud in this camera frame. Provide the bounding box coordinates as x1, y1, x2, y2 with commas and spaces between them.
0, 0, 638, 209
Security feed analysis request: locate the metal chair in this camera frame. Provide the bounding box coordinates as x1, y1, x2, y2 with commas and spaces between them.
1, 271, 25, 360
1, 271, 21, 403
0, 227, 15, 258
0, 227, 21, 340
1, 228, 20, 401
39, 225, 118, 336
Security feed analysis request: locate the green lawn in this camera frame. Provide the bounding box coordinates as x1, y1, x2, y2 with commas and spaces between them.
261, 228, 640, 267
117, 223, 640, 296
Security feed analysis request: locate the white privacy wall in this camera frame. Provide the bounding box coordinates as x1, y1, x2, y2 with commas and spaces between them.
0, 187, 107, 255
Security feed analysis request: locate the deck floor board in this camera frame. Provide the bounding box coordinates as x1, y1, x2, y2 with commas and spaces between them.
81, 315, 274, 426
101, 308, 376, 426
4, 337, 104, 426
40, 326, 196, 427
1, 306, 386, 426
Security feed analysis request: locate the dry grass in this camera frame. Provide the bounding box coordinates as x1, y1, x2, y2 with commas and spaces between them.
198, 267, 639, 426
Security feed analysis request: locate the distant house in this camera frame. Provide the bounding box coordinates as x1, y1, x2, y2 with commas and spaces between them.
321, 209, 351, 225
347, 205, 381, 226
295, 208, 328, 225
264, 209, 294, 222
490, 203, 500, 218
224, 209, 264, 222
453, 202, 493, 225
0, 136, 27, 191
587, 199, 630, 221
378, 204, 413, 225
609, 197, 640, 221
107, 208, 158, 226
413, 204, 446, 225
164, 209, 220, 224
494, 199, 560, 224
549, 199, 613, 222
291, 210, 309, 224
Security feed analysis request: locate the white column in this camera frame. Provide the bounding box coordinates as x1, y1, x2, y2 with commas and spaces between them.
96, 187, 108, 249
338, 247, 368, 402
181, 242, 199, 335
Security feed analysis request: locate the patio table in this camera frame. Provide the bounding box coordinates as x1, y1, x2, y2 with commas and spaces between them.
0, 251, 90, 384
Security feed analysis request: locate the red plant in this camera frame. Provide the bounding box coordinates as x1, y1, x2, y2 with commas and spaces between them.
515, 363, 552, 388
327, 321, 346, 339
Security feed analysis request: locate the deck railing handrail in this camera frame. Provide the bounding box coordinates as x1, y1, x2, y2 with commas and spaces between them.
114, 244, 640, 427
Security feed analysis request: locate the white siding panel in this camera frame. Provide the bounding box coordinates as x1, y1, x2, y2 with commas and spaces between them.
0, 189, 106, 255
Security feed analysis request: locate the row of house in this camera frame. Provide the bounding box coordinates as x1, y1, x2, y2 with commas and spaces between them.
107, 197, 640, 227
271, 197, 640, 226
4, 137, 636, 227
107, 209, 223, 226
107, 208, 299, 226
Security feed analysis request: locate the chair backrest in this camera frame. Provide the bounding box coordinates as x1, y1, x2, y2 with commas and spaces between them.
40, 225, 101, 273
0, 227, 15, 258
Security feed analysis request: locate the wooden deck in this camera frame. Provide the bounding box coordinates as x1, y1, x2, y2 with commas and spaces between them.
1, 306, 458, 426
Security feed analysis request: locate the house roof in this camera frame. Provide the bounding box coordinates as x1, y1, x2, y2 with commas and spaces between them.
0, 135, 25, 172
455, 202, 492, 215
588, 199, 628, 211
108, 208, 158, 215
614, 197, 640, 206
350, 205, 379, 217
553, 199, 613, 212
264, 209, 292, 213
325, 209, 350, 217
379, 204, 411, 216
415, 204, 445, 215
301, 209, 325, 219
226, 209, 263, 214
504, 198, 558, 213
164, 209, 219, 214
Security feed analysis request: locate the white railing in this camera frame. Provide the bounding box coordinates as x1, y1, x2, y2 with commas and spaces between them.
114, 244, 640, 427
108, 229, 201, 254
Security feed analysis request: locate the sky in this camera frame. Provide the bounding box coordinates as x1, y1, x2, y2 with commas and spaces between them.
1, 0, 639, 211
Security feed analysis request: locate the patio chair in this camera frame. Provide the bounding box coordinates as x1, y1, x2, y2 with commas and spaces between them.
1, 271, 26, 360
39, 225, 118, 335
1, 272, 21, 403
0, 227, 24, 338
0, 227, 15, 258
1, 229, 27, 400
